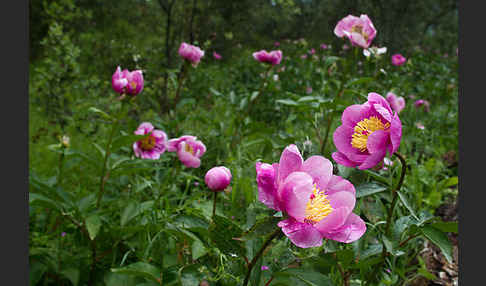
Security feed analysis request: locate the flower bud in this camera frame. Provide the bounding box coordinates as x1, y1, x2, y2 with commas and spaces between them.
205, 166, 232, 191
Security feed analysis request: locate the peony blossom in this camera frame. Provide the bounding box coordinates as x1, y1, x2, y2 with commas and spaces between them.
213, 51, 222, 60
386, 92, 406, 114
414, 99, 430, 112
178, 42, 205, 67
255, 144, 366, 248
168, 135, 206, 168
334, 14, 377, 49
309, 48, 316, 55
112, 66, 144, 96
253, 50, 283, 65
306, 86, 313, 94
391, 54, 406, 66
274, 41, 280, 47
133, 122, 168, 160
205, 166, 232, 191
332, 92, 402, 170
320, 43, 328, 50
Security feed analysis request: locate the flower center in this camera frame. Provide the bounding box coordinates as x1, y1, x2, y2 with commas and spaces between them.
130, 81, 137, 90
351, 116, 390, 152
139, 135, 156, 151
351, 25, 368, 41
304, 185, 333, 224
184, 142, 195, 155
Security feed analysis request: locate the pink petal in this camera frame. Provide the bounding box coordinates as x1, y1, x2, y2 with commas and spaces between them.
280, 172, 314, 222
366, 130, 389, 154
314, 207, 350, 234
325, 175, 356, 196
301, 156, 333, 190
358, 149, 386, 170
390, 113, 402, 154
277, 144, 303, 184
256, 162, 280, 211
277, 218, 323, 248
331, 152, 359, 168
323, 213, 366, 243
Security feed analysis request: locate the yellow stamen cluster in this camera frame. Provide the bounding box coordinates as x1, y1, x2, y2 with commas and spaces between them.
139, 135, 156, 151
351, 116, 390, 152
184, 142, 195, 155
305, 185, 333, 224
351, 25, 368, 41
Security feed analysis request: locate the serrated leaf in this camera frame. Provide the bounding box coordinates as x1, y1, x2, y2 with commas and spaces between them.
111, 262, 161, 283
421, 225, 453, 263
356, 183, 388, 198
86, 214, 102, 240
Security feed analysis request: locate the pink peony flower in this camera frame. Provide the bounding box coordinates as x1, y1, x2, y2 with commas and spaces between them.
334, 14, 377, 49
301, 54, 308, 59
342, 44, 350, 50
414, 99, 430, 112
253, 50, 283, 65
205, 166, 232, 191
386, 92, 406, 114
309, 48, 316, 55
256, 145, 366, 248
306, 86, 313, 94
391, 54, 406, 66
261, 265, 269, 271
112, 66, 144, 95
178, 42, 205, 67
320, 44, 328, 50
274, 41, 280, 47
213, 51, 222, 60
133, 122, 168, 160
332, 92, 402, 170
168, 135, 206, 168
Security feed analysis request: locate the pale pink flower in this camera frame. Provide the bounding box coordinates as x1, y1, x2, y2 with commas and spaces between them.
168, 135, 206, 168
252, 50, 283, 65
178, 42, 205, 67
334, 14, 377, 48
414, 99, 430, 112
133, 122, 168, 160
320, 44, 328, 50
386, 92, 406, 114
112, 66, 144, 95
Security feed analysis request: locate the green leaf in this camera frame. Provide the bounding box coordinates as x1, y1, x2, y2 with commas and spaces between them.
421, 225, 454, 263
88, 106, 112, 120
250, 91, 259, 102
60, 268, 80, 286
111, 134, 149, 153
29, 193, 64, 211
208, 215, 245, 257
240, 216, 281, 241
86, 214, 102, 240
345, 77, 374, 87
191, 239, 207, 260
272, 268, 334, 286
397, 191, 419, 220
121, 201, 138, 227
179, 264, 204, 286
430, 221, 458, 233
276, 99, 299, 106
111, 262, 161, 283
356, 183, 388, 198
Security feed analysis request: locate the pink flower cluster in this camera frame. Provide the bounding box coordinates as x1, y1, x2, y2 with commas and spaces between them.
112, 66, 144, 96
132, 123, 206, 168
334, 14, 377, 48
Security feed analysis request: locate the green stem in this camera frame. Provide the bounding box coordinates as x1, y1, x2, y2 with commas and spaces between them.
96, 101, 126, 208
212, 191, 217, 219
242, 228, 281, 286
320, 114, 334, 155
173, 61, 190, 112
247, 64, 273, 115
